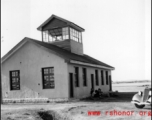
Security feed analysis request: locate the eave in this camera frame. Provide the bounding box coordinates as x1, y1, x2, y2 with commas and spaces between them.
70, 60, 115, 70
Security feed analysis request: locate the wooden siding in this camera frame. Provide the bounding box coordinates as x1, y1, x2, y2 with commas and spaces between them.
42, 18, 68, 30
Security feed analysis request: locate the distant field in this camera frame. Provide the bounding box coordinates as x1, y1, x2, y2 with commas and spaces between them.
112, 82, 151, 92
112, 80, 151, 84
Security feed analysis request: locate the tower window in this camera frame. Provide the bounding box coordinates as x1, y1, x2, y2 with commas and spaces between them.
42, 27, 82, 43
42, 27, 69, 42
70, 28, 82, 43
62, 27, 69, 40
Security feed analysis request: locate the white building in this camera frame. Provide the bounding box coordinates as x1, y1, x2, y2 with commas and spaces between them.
1, 15, 115, 101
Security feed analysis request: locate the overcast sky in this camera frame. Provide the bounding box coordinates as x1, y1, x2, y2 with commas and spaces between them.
1, 0, 151, 81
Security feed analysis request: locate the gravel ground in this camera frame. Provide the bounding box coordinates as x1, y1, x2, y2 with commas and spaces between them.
1, 92, 151, 120
1, 101, 151, 120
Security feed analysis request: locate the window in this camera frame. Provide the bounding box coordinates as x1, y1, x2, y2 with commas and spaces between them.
70, 28, 82, 43
75, 67, 79, 87
42, 31, 49, 42
62, 27, 69, 40
42, 27, 82, 43
101, 71, 104, 85
106, 71, 109, 85
95, 70, 99, 86
42, 27, 69, 42
10, 70, 20, 90
42, 67, 55, 89
83, 68, 87, 86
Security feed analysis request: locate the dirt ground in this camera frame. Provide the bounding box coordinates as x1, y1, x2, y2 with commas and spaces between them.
1, 92, 152, 120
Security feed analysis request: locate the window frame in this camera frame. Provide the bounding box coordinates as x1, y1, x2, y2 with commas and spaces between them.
10, 70, 20, 90
42, 27, 70, 42
106, 71, 109, 85
82, 68, 87, 86
70, 27, 82, 43
42, 67, 55, 89
95, 70, 99, 86
75, 67, 79, 87
101, 70, 104, 85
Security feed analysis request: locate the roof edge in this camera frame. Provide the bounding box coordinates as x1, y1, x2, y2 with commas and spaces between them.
1, 37, 69, 64
83, 54, 115, 69
28, 38, 70, 61
1, 37, 28, 63
70, 60, 115, 70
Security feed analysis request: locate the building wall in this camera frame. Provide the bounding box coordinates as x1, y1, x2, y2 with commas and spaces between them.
68, 64, 111, 98
52, 39, 71, 51
52, 39, 83, 55
70, 40, 83, 55
1, 42, 69, 99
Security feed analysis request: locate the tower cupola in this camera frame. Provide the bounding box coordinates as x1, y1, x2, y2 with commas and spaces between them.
37, 15, 85, 55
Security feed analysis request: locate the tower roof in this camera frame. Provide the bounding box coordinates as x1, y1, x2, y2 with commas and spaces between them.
37, 14, 85, 32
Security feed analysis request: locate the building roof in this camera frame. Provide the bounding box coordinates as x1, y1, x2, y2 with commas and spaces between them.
37, 14, 85, 32
2, 37, 115, 70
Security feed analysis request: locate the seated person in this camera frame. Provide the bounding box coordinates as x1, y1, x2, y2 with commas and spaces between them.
94, 90, 99, 98
98, 88, 103, 97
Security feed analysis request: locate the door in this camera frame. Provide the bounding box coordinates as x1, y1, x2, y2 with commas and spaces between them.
69, 73, 74, 98
91, 74, 94, 90
109, 75, 112, 91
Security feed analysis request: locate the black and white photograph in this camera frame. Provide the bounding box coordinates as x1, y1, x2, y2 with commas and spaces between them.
1, 0, 151, 120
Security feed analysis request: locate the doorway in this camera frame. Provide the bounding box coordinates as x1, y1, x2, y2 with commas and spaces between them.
109, 75, 112, 91
69, 73, 74, 98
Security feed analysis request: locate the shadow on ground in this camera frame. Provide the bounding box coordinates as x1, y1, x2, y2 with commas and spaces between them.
80, 92, 137, 102
38, 111, 53, 120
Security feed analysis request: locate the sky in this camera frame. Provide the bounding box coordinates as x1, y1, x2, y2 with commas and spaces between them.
1, 0, 151, 81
